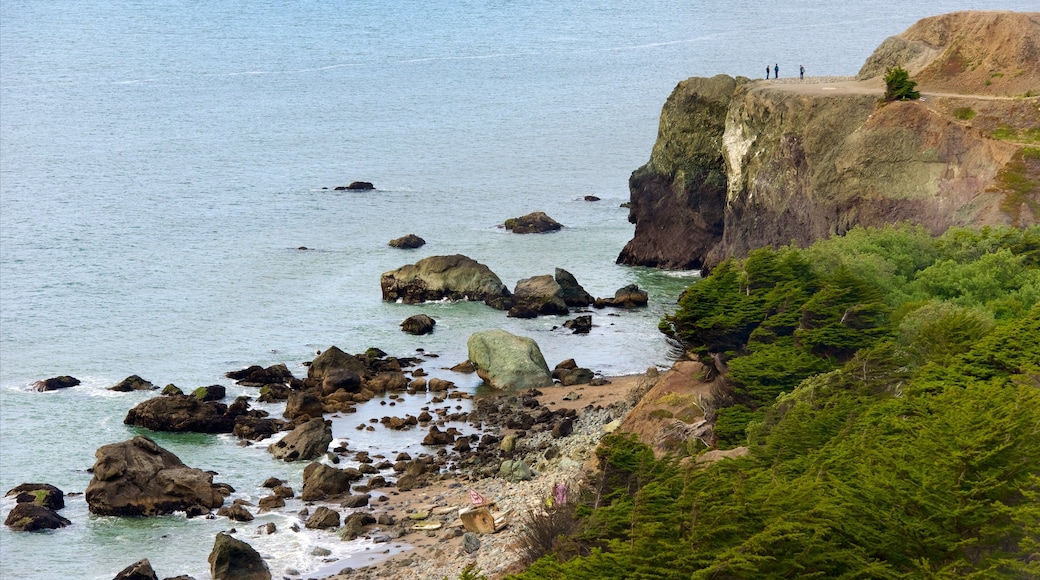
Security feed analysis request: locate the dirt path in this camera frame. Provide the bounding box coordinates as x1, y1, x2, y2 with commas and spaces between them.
760, 75, 1028, 101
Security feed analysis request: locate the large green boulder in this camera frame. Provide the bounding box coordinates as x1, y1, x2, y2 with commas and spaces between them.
467, 330, 553, 390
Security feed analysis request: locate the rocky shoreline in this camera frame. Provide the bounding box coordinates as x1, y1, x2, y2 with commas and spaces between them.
321, 374, 648, 580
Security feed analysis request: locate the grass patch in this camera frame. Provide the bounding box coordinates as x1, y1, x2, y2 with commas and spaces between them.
953, 107, 976, 121
648, 408, 674, 419
993, 125, 1040, 144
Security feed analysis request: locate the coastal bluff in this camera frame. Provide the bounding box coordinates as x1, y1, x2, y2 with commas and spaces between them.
618, 10, 1040, 271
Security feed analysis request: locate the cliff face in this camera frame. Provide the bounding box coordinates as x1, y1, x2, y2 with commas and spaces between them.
619, 11, 1040, 271
616, 75, 740, 270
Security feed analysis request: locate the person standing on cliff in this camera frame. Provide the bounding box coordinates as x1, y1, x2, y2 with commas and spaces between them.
766, 65, 770, 79
774, 64, 779, 79
800, 64, 805, 79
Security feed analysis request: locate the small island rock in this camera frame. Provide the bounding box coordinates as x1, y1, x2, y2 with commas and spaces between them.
503, 211, 563, 234
388, 234, 426, 249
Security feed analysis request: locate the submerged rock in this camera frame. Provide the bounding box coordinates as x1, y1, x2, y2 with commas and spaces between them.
31, 375, 80, 392
225, 364, 295, 388
109, 375, 157, 392
85, 436, 227, 517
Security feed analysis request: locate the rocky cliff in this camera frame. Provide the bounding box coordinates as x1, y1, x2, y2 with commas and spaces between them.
618, 11, 1040, 271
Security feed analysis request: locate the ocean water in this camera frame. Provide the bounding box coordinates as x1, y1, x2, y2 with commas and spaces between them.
1, 1, 1034, 578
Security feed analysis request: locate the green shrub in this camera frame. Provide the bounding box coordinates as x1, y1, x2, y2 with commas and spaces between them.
883, 66, 920, 101
953, 106, 976, 120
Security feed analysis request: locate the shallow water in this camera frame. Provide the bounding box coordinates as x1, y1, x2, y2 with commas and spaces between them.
2, 0, 1034, 577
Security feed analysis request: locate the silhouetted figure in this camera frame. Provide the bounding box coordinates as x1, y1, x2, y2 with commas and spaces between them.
774, 64, 779, 79
766, 65, 770, 79
800, 65, 805, 79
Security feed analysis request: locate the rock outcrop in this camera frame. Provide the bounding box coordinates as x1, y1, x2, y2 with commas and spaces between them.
112, 559, 159, 580
389, 233, 426, 249
467, 329, 554, 390
31, 375, 80, 391
109, 375, 157, 392
380, 254, 512, 309
85, 436, 227, 516
4, 503, 71, 531
619, 11, 1039, 271
124, 394, 252, 433
503, 211, 563, 233
267, 417, 332, 462
400, 313, 436, 335
508, 275, 569, 318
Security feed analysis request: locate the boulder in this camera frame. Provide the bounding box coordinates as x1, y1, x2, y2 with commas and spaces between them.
400, 314, 436, 335
322, 369, 362, 395
305, 506, 340, 529
463, 532, 481, 553
555, 268, 594, 307
232, 416, 285, 441
192, 385, 226, 401
552, 360, 595, 386
124, 394, 249, 433
161, 384, 183, 396
340, 181, 374, 190
583, 195, 601, 202
388, 234, 426, 249
217, 503, 254, 522
268, 418, 332, 462
508, 275, 569, 318
6, 483, 65, 510
283, 391, 323, 421
257, 495, 285, 511
499, 459, 533, 482
380, 254, 512, 310
112, 559, 159, 580
4, 502, 71, 531
208, 532, 271, 580
301, 462, 353, 501
226, 364, 295, 388
467, 330, 553, 390
612, 284, 649, 308
595, 284, 649, 309
563, 315, 592, 334
31, 375, 79, 392
503, 211, 563, 234
307, 346, 367, 385
421, 426, 455, 446
340, 494, 370, 508
109, 375, 157, 392
85, 436, 226, 516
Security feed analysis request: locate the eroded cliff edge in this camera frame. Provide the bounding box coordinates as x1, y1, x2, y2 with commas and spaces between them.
618, 10, 1040, 271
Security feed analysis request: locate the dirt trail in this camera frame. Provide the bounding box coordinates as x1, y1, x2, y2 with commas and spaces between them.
761, 76, 1028, 101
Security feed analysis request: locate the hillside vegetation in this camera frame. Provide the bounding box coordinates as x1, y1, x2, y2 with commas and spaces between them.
510, 224, 1040, 579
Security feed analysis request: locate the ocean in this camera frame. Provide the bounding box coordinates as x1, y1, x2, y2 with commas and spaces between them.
1, 1, 1033, 578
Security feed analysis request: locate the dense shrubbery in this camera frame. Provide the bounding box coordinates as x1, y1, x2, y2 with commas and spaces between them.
508, 225, 1040, 579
